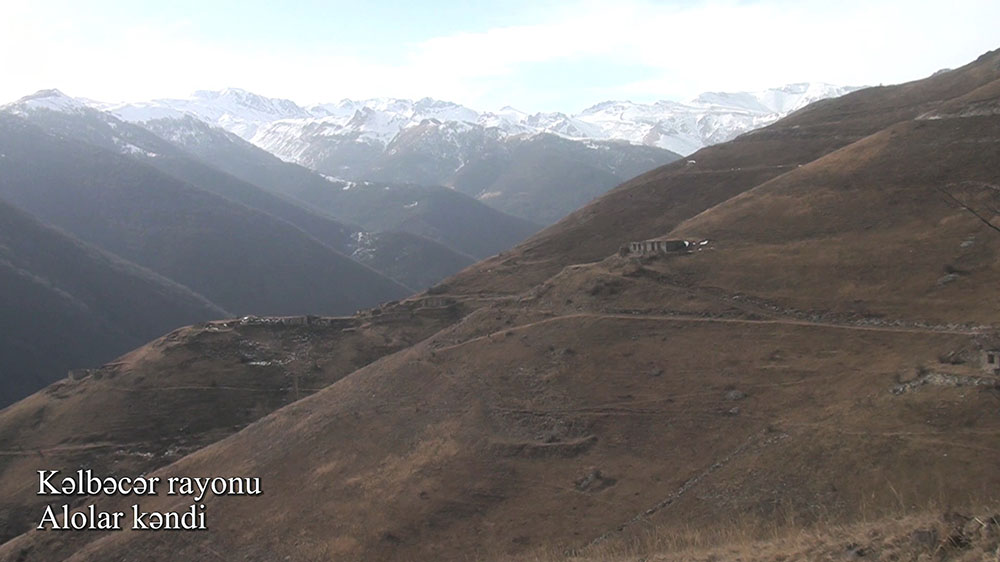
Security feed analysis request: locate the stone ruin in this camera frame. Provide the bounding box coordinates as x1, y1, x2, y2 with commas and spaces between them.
984, 349, 1000, 375
231, 315, 353, 329
624, 238, 700, 257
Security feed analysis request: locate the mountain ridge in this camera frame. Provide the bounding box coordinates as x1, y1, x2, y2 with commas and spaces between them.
89, 82, 859, 156
0, 111, 411, 316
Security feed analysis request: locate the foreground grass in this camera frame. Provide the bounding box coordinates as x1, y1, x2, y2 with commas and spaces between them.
484, 502, 1000, 562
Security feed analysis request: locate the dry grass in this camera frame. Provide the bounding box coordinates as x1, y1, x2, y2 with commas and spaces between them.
492, 500, 1000, 562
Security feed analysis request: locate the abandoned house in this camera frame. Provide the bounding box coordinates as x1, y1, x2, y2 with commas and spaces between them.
985, 349, 1000, 375
627, 239, 691, 256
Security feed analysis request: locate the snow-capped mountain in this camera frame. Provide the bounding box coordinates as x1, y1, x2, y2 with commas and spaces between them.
12, 83, 858, 225
96, 88, 312, 139
1, 89, 503, 291
101, 83, 859, 159
561, 83, 860, 154
7, 89, 92, 114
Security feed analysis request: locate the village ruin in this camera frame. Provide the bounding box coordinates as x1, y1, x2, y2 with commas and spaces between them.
625, 238, 708, 257
984, 349, 1000, 375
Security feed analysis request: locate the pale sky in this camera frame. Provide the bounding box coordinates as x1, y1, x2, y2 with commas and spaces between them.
1, 0, 998, 112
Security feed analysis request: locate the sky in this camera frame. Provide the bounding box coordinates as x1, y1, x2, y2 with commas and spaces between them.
1, 0, 998, 112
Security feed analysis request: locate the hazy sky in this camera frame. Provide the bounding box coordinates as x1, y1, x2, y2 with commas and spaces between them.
2, 0, 998, 112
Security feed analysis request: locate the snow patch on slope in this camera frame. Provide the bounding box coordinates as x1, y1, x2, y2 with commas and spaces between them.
5, 89, 90, 114
32, 83, 859, 166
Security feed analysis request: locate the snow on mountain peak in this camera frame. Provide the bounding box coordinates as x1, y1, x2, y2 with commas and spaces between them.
97, 88, 312, 139
57, 82, 859, 160
7, 89, 90, 114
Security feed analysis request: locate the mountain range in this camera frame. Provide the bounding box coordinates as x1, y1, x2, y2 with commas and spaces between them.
0, 94, 500, 405
1, 48, 996, 562
0, 109, 411, 317
102, 82, 860, 155
91, 83, 856, 224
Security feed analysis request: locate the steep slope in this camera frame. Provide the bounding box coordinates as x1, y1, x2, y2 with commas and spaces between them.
269, 178, 540, 260
0, 197, 227, 406
663, 114, 1000, 323
362, 120, 507, 186
5, 94, 359, 255
234, 84, 857, 160
136, 115, 477, 286
349, 231, 476, 290
0, 113, 409, 316
2, 51, 998, 562
140, 114, 353, 212
457, 134, 680, 225
444, 49, 1000, 297
104, 87, 856, 225
5, 297, 996, 561
263, 119, 679, 226
365, 126, 680, 225
0, 297, 463, 542
574, 83, 861, 154
101, 88, 311, 139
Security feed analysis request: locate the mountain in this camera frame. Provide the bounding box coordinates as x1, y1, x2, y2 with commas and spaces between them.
103, 85, 854, 224
353, 122, 680, 225
297, 179, 540, 259
249, 118, 680, 225
0, 296, 463, 543
114, 104, 539, 259
0, 111, 409, 316
98, 87, 311, 139
244, 104, 681, 225
2, 52, 996, 562
108, 84, 858, 157
8, 90, 489, 294
5, 92, 359, 254
571, 82, 862, 154
452, 133, 680, 225
349, 231, 475, 290
135, 114, 524, 272
0, 195, 227, 407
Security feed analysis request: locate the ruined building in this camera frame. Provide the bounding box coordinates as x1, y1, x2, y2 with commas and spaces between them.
985, 349, 1000, 375
626, 239, 692, 256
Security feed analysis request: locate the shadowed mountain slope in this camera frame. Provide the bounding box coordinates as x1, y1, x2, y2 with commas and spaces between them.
349, 231, 476, 290
0, 197, 227, 407
281, 179, 541, 259
365, 127, 681, 225
0, 113, 409, 316
136, 115, 481, 287
120, 112, 540, 261
7, 97, 481, 291
4, 99, 360, 254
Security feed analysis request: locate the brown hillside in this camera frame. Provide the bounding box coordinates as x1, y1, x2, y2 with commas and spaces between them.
3, 292, 997, 560
443, 48, 1000, 297
0, 298, 463, 543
